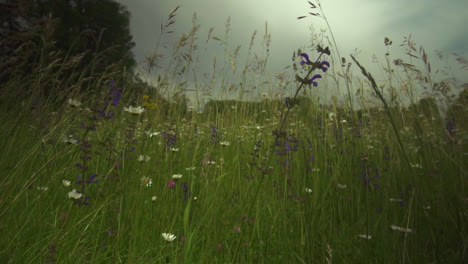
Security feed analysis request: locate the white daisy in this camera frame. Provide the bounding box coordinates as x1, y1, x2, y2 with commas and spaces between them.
358, 234, 372, 239
162, 233, 176, 241
62, 180, 71, 187
145, 130, 160, 138
390, 225, 414, 233
137, 155, 150, 162
124, 106, 145, 115
172, 174, 183, 179
68, 189, 82, 199
68, 98, 82, 107
140, 177, 152, 187
220, 141, 231, 146
62, 135, 78, 145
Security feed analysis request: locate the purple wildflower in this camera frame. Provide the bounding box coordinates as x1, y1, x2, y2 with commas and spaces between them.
300, 53, 311, 65
320, 61, 330, 72
167, 180, 176, 189
308, 74, 322, 87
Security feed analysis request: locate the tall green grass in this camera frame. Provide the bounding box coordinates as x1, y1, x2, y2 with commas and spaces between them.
0, 1, 467, 263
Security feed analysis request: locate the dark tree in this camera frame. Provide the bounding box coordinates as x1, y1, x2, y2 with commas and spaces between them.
0, 0, 136, 83
33, 0, 136, 72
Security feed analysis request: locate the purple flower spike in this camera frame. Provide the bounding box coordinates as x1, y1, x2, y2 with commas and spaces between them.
299, 53, 311, 65
308, 74, 322, 87
83, 196, 90, 206
320, 61, 330, 72
87, 174, 99, 184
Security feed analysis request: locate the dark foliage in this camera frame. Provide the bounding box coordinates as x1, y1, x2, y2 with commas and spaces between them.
0, 0, 136, 90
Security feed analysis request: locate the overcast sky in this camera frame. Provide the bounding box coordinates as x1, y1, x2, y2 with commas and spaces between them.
116, 0, 468, 109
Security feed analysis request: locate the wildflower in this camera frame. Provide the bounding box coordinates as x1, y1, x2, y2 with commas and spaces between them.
167, 180, 176, 189
98, 108, 114, 119
390, 225, 414, 233
320, 61, 330, 72
220, 141, 231, 146
108, 88, 122, 106
124, 106, 145, 115
307, 74, 322, 87
193, 196, 198, 201
62, 180, 71, 187
137, 155, 150, 162
162, 233, 176, 242
185, 167, 196, 171
62, 135, 78, 145
145, 130, 160, 138
233, 225, 241, 233
140, 177, 152, 187
305, 188, 313, 193
37, 186, 48, 191
76, 174, 98, 184
151, 196, 157, 201
299, 53, 330, 71
299, 53, 312, 66
358, 234, 372, 240
68, 98, 82, 107
336, 184, 347, 189
340, 119, 347, 124
311, 168, 320, 172
328, 112, 335, 121
170, 147, 179, 152
172, 174, 183, 179
68, 189, 83, 199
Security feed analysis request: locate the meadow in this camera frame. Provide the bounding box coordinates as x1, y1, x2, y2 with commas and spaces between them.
0, 1, 467, 263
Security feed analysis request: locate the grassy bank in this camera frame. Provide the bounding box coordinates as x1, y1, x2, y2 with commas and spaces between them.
0, 1, 467, 263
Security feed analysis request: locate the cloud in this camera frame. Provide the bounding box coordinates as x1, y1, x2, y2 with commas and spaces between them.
117, 0, 468, 109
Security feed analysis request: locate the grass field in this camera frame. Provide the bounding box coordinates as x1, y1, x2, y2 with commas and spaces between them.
0, 1, 467, 263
